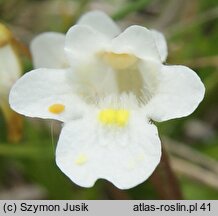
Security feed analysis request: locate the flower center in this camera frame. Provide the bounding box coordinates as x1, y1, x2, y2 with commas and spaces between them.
99, 51, 144, 100
75, 52, 159, 107
101, 52, 138, 70
98, 109, 130, 127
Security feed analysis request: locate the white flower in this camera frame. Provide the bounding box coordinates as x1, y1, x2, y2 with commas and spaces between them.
0, 23, 22, 102
0, 23, 23, 142
9, 11, 205, 189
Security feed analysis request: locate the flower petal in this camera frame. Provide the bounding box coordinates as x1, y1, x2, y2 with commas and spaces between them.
65, 25, 109, 66
56, 110, 161, 189
110, 25, 160, 62
0, 44, 21, 99
151, 30, 168, 62
9, 68, 85, 122
145, 65, 205, 122
31, 32, 68, 69
77, 10, 121, 38
64, 25, 116, 95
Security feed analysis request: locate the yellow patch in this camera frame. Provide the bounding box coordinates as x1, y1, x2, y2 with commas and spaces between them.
98, 109, 130, 127
75, 154, 88, 165
127, 160, 136, 170
98, 109, 115, 125
101, 52, 138, 70
48, 104, 65, 114
116, 109, 130, 127
137, 153, 145, 162
0, 23, 12, 47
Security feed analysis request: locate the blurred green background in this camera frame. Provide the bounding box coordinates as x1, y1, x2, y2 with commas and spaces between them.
0, 0, 218, 199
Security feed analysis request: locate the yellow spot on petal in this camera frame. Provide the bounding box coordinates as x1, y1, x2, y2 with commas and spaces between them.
98, 109, 130, 127
101, 52, 138, 70
75, 154, 88, 166
98, 109, 115, 125
137, 153, 145, 162
116, 110, 130, 127
127, 160, 136, 170
48, 104, 65, 114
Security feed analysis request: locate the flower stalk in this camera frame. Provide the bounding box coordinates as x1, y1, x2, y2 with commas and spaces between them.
0, 102, 23, 143
150, 146, 183, 199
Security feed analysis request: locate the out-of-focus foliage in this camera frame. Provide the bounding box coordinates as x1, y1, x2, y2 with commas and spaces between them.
0, 0, 218, 199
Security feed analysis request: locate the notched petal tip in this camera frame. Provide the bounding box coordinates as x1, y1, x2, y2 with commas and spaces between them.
151, 29, 168, 62
55, 112, 161, 189
111, 25, 161, 62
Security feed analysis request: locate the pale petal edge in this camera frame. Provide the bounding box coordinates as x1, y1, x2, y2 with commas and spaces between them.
145, 65, 205, 122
